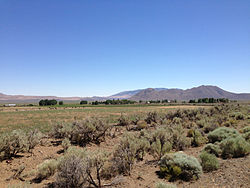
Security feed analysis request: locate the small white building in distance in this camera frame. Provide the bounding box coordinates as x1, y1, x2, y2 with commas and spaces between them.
4, 104, 16, 107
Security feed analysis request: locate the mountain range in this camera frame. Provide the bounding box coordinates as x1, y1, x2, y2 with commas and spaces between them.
1, 85, 250, 103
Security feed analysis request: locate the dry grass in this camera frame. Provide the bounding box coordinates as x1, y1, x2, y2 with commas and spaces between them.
0, 105, 208, 133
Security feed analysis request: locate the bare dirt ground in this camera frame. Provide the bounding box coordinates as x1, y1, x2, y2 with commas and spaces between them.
1, 137, 249, 188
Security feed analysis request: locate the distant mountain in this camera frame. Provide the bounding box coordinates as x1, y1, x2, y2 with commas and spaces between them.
1, 85, 250, 104
130, 85, 250, 101
109, 88, 167, 99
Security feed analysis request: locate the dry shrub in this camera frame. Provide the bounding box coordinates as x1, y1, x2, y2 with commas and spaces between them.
117, 114, 130, 127
155, 182, 177, 188
1, 129, 42, 160
26, 129, 43, 153
7, 182, 32, 188
149, 128, 172, 160
229, 112, 245, 120
50, 118, 111, 146
56, 154, 87, 188
112, 133, 149, 175
145, 112, 159, 124
171, 125, 191, 151
56, 147, 110, 188
62, 138, 71, 152
36, 159, 58, 180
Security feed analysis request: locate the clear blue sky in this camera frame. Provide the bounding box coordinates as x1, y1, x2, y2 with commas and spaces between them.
0, 0, 249, 97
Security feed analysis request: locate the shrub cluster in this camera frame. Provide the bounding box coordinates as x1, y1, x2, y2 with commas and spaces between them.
55, 147, 109, 188
187, 129, 207, 147
202, 143, 221, 157
206, 127, 250, 159
159, 152, 202, 181
144, 125, 191, 160
145, 112, 159, 124
50, 118, 111, 146
207, 127, 240, 143
36, 159, 58, 181
0, 129, 42, 161
241, 126, 250, 142
199, 151, 219, 172
229, 112, 245, 120
112, 133, 149, 175
219, 135, 250, 158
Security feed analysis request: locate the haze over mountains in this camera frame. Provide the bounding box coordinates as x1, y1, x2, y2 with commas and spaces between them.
1, 85, 250, 103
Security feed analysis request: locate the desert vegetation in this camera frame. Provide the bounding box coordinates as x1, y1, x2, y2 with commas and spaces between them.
0, 103, 249, 187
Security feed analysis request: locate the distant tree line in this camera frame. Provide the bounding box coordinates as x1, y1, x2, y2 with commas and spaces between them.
39, 99, 57, 106
80, 100, 88, 105
189, 98, 229, 103
90, 99, 136, 105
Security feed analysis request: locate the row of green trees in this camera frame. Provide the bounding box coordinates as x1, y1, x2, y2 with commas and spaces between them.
189, 98, 229, 103
39, 99, 64, 106
39, 98, 230, 106
39, 99, 58, 106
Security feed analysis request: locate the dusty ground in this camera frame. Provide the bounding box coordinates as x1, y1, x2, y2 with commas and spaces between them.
1, 137, 249, 188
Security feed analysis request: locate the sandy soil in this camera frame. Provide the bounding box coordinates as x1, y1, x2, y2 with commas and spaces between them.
1, 137, 249, 188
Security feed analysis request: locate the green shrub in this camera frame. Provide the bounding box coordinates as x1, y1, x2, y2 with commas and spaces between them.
159, 152, 202, 181
220, 135, 250, 158
229, 112, 245, 120
36, 159, 58, 180
199, 152, 219, 172
189, 129, 207, 147
155, 181, 177, 188
242, 132, 250, 142
241, 126, 250, 142
241, 126, 250, 133
202, 144, 221, 157
150, 128, 172, 160
208, 127, 240, 143
151, 138, 172, 160
171, 125, 191, 151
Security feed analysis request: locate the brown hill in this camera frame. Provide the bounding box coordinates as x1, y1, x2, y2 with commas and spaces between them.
130, 85, 250, 101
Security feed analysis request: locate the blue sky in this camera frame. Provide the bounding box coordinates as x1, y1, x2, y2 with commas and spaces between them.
0, 0, 249, 97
